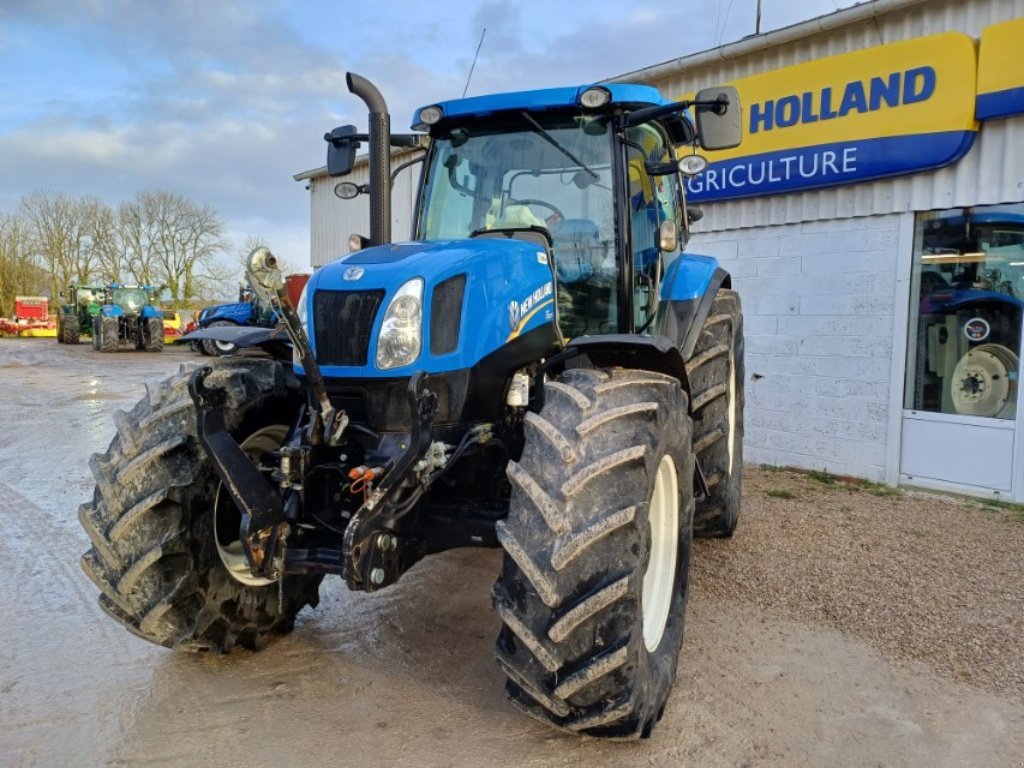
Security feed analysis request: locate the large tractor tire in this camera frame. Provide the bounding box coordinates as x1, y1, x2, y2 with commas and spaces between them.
492, 368, 694, 738
143, 317, 165, 352
59, 312, 80, 344
99, 316, 120, 353
687, 289, 744, 537
78, 359, 321, 652
202, 320, 240, 357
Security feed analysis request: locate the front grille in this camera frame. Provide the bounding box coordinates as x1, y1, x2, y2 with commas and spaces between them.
314, 289, 385, 366
430, 274, 466, 355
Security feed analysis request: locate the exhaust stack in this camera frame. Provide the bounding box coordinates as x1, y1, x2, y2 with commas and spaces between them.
346, 72, 391, 246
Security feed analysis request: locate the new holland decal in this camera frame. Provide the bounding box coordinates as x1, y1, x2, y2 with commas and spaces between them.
507, 281, 554, 341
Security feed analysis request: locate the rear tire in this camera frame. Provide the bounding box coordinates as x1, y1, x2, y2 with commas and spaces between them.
78, 358, 321, 651
144, 317, 164, 352
99, 316, 119, 353
687, 289, 744, 537
492, 368, 694, 738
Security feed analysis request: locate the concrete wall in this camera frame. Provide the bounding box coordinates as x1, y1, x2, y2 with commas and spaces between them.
690, 213, 907, 481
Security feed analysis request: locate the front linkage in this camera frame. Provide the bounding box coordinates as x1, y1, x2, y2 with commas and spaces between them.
187, 247, 447, 592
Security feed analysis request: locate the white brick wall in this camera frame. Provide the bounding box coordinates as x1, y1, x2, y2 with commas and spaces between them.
690, 214, 903, 481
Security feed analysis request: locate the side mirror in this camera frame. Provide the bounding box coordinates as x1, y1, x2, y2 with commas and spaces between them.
695, 86, 742, 151
325, 125, 360, 176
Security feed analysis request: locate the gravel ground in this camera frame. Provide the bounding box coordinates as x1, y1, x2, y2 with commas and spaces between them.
2, 338, 1022, 767
694, 466, 1024, 700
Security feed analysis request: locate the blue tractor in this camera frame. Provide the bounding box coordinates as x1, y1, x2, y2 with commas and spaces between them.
79, 74, 744, 738
91, 284, 164, 353
196, 284, 280, 356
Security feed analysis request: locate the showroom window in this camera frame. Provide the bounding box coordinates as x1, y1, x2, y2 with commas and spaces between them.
905, 203, 1024, 420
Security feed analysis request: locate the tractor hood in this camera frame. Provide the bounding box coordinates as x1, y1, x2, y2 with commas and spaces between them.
304, 237, 558, 378
200, 301, 255, 325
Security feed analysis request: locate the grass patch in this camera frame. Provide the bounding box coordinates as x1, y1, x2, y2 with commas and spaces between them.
860, 480, 904, 498
760, 463, 788, 473
979, 498, 1024, 522
807, 469, 837, 486
766, 489, 796, 500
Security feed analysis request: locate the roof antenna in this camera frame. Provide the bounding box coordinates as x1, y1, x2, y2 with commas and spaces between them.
463, 28, 487, 97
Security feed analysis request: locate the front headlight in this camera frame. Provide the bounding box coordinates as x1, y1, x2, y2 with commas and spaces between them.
376, 278, 423, 370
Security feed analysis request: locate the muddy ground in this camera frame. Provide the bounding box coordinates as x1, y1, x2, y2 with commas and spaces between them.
1, 338, 1021, 768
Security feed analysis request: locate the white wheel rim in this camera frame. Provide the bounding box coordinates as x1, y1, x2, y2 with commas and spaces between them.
213, 424, 288, 587
727, 345, 737, 475
214, 339, 236, 353
642, 454, 680, 652
950, 344, 1018, 418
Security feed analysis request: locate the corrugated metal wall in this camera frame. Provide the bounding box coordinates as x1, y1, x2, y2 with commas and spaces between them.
306, 149, 422, 267
643, 0, 1024, 234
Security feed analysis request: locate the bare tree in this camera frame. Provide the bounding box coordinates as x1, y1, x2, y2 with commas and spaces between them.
83, 197, 124, 284
0, 212, 46, 317
124, 191, 230, 303
18, 192, 98, 299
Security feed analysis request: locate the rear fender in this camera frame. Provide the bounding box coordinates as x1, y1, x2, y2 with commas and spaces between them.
657, 254, 730, 359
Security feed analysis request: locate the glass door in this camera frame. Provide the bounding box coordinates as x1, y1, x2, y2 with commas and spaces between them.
901, 203, 1024, 492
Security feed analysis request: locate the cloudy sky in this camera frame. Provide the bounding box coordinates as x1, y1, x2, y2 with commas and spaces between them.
1, 0, 852, 269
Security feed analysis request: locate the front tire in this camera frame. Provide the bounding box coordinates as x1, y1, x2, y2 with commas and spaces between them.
202, 320, 239, 357
492, 368, 694, 738
99, 316, 119, 353
687, 289, 744, 537
144, 316, 164, 352
59, 312, 80, 344
78, 359, 321, 651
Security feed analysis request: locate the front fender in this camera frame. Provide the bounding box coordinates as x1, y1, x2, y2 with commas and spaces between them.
180, 325, 292, 360
657, 254, 730, 359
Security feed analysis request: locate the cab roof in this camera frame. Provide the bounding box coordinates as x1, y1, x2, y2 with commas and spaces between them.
412, 83, 672, 130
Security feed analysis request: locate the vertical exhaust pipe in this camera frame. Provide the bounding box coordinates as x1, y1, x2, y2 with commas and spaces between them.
346, 73, 391, 245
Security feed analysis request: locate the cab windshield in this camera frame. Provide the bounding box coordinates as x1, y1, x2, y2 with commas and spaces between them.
417, 112, 619, 333
113, 287, 147, 311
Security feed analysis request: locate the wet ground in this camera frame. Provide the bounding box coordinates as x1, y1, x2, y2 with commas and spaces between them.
1, 338, 1021, 768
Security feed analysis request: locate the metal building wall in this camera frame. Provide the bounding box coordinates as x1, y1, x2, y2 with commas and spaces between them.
302, 149, 422, 268
633, 0, 1024, 234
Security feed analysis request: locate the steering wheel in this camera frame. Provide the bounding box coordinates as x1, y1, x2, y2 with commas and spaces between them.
508, 198, 566, 224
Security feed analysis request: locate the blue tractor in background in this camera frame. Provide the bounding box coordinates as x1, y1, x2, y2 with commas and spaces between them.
195, 284, 280, 356
90, 284, 164, 353
79, 73, 744, 738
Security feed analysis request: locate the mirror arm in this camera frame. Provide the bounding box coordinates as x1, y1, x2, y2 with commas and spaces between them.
623, 97, 732, 129
390, 153, 426, 183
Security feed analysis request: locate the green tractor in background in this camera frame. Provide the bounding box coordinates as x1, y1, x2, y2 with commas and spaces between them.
90, 284, 165, 353
57, 284, 108, 345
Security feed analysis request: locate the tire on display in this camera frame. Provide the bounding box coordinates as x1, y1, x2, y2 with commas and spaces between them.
687, 289, 744, 537
144, 317, 165, 352
202, 320, 240, 357
99, 316, 120, 353
492, 367, 694, 738
78, 358, 322, 651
